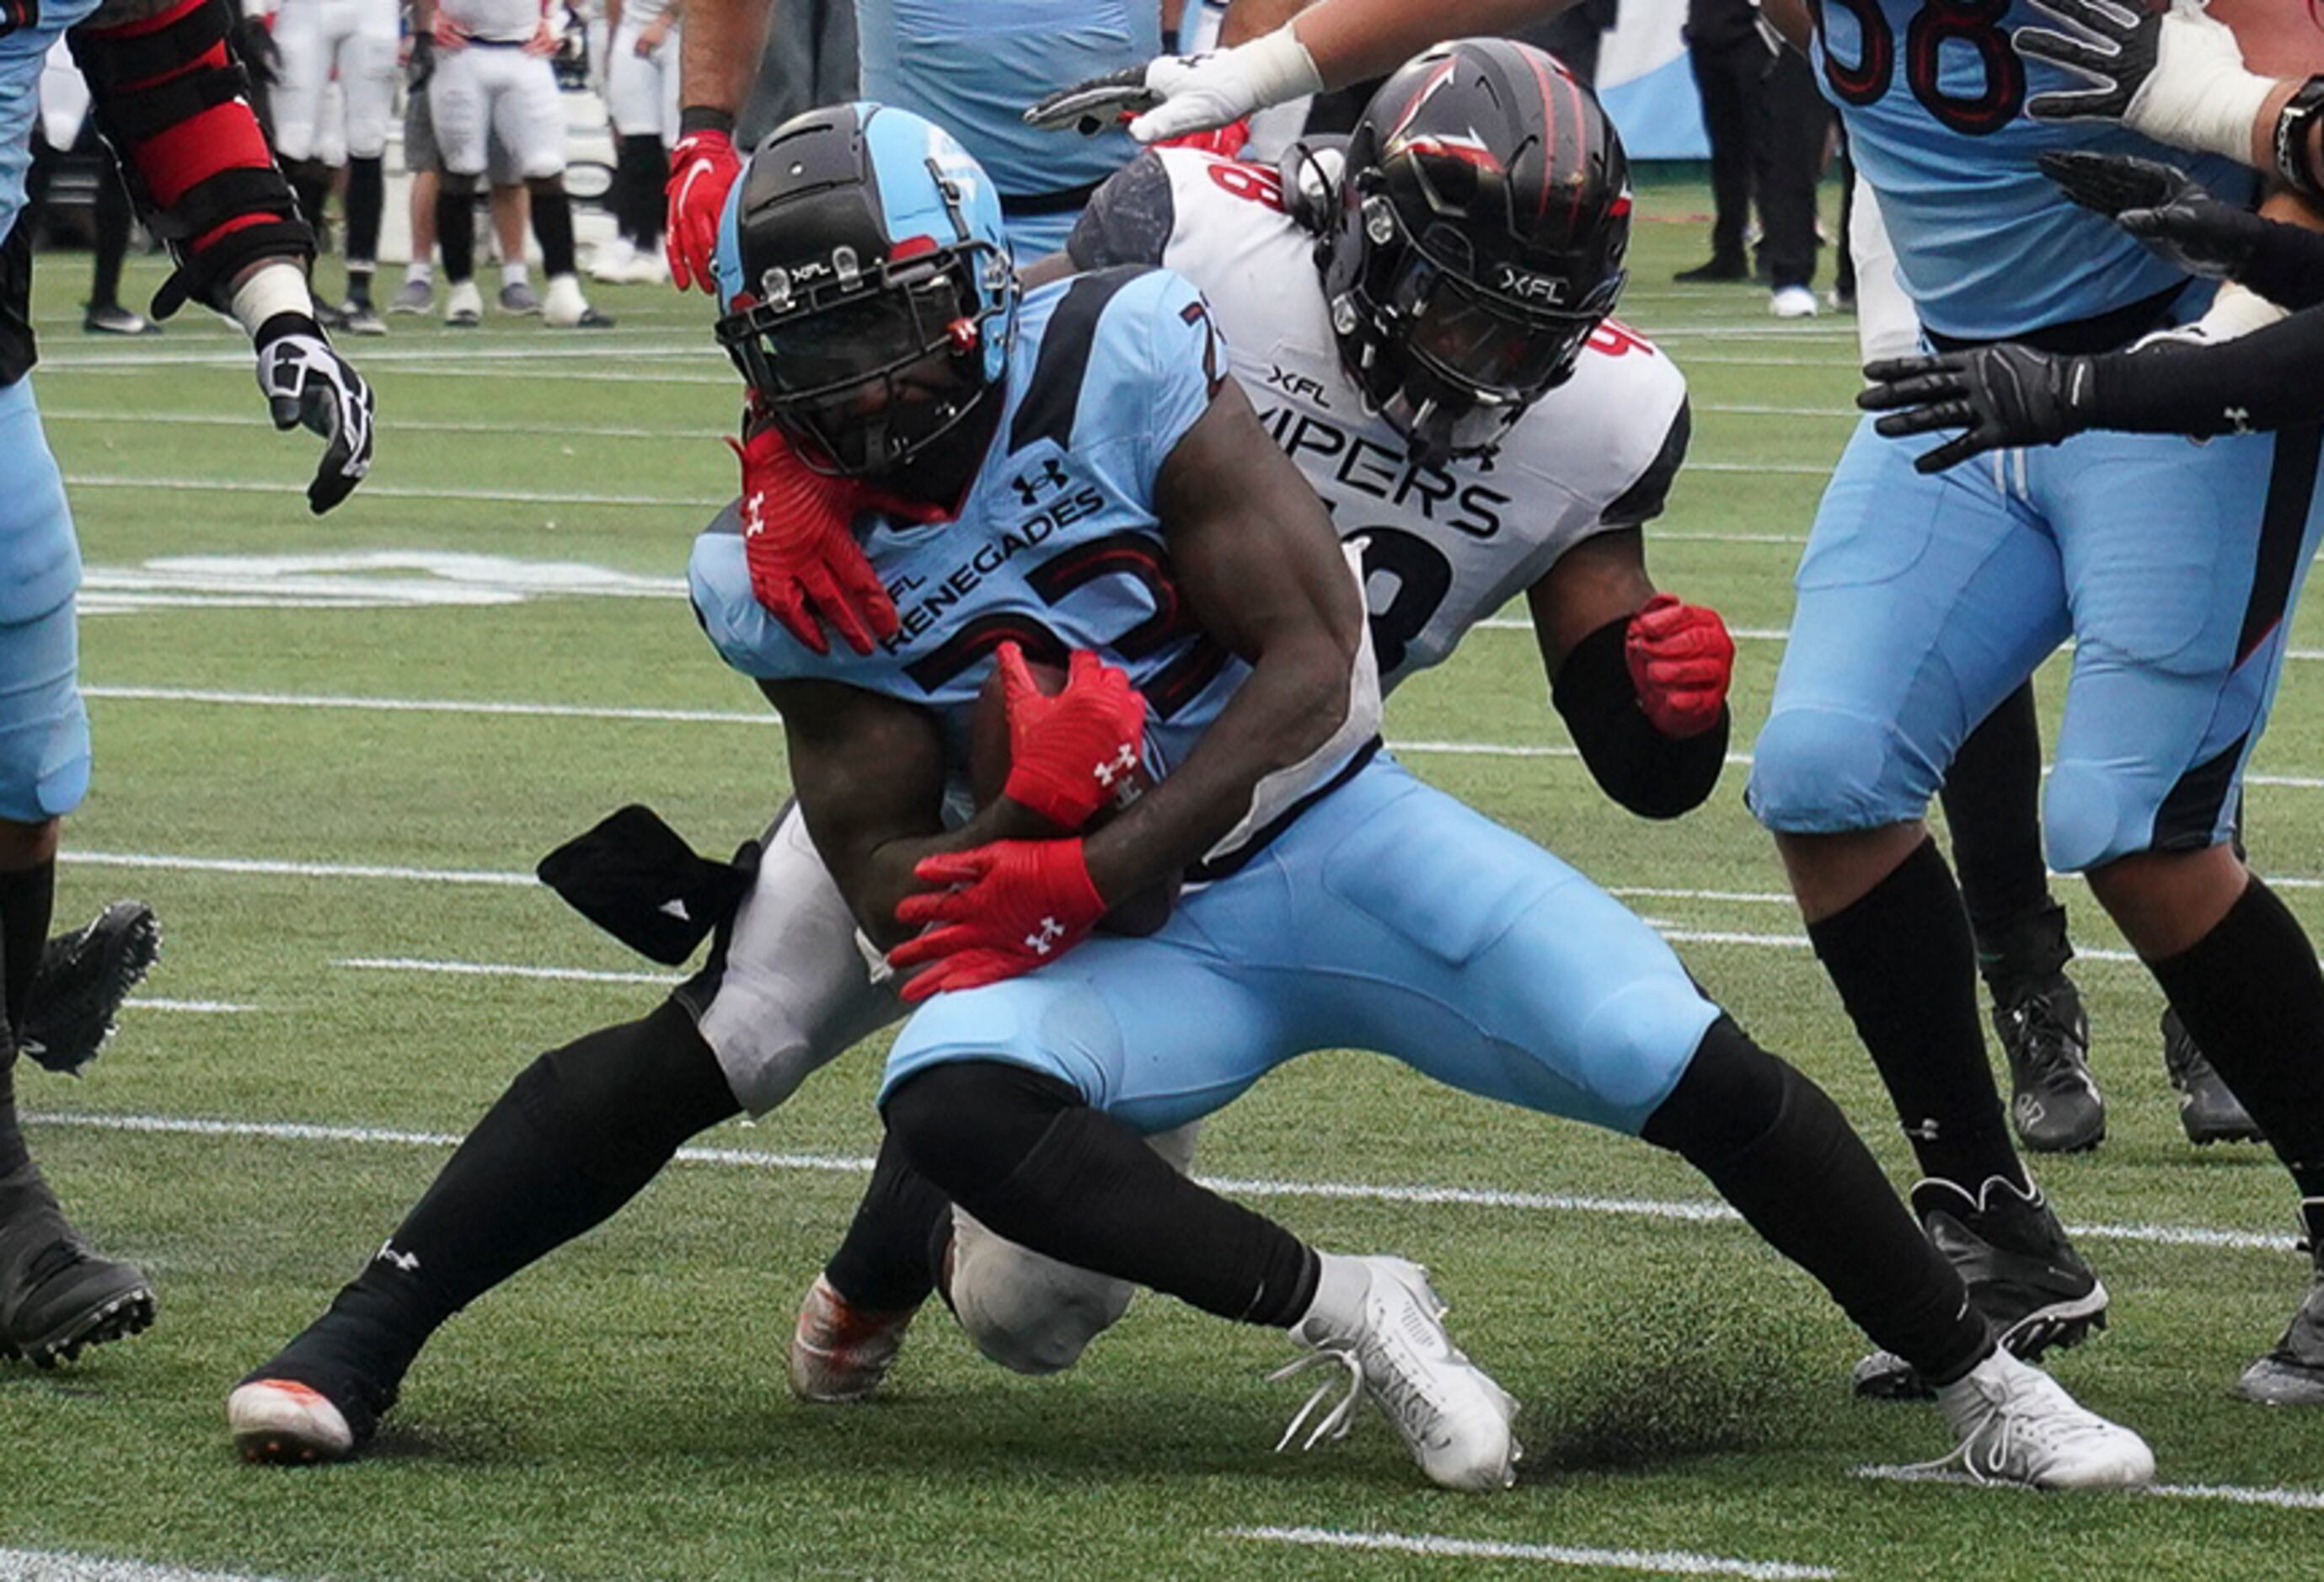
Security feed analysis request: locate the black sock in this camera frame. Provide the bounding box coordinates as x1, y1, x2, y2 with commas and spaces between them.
1940, 681, 2058, 950
436, 181, 477, 283
345, 156, 384, 289
617, 136, 667, 248
886, 1062, 1318, 1327
91, 168, 130, 310
1970, 901, 2072, 1002
823, 1128, 951, 1313
1644, 1018, 1991, 1386
1807, 837, 2029, 1195
530, 184, 576, 278
289, 159, 333, 240
294, 1001, 741, 1386
2148, 877, 2324, 1200
0, 858, 56, 1039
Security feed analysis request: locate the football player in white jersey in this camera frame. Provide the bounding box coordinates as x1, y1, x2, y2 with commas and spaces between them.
415, 0, 608, 325
593, 0, 678, 283
268, 0, 399, 331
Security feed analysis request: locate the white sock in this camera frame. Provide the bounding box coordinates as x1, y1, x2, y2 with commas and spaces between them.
1294, 1252, 1371, 1336
501, 261, 529, 291
404, 260, 432, 285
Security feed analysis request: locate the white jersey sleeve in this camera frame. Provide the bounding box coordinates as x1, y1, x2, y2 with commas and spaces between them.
1073, 148, 1691, 688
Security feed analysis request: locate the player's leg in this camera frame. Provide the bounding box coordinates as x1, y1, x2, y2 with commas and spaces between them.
0, 377, 151, 1368
267, 0, 335, 237
426, 48, 488, 325
229, 807, 898, 1461
1679, 24, 1752, 281
1748, 420, 2107, 1392
332, 0, 397, 331
596, 20, 652, 279
392, 93, 439, 314
1940, 684, 2101, 1154
2038, 424, 2324, 1403
501, 55, 603, 329
1289, 761, 2147, 1488
877, 912, 1521, 1491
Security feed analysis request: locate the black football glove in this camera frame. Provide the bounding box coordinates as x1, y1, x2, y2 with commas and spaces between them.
2039, 149, 2269, 281
253, 313, 375, 515
1857, 344, 2093, 474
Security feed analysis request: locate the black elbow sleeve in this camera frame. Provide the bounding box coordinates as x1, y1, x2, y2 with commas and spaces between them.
1551, 615, 1728, 820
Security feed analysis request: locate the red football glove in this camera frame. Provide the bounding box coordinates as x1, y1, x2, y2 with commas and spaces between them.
997, 644, 1149, 830
667, 127, 742, 294
728, 423, 898, 656
889, 840, 1107, 1002
1151, 117, 1252, 157
1624, 592, 1734, 740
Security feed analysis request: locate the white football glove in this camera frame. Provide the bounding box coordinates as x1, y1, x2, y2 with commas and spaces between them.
1024, 22, 1322, 145
253, 315, 376, 515
2016, 0, 2276, 165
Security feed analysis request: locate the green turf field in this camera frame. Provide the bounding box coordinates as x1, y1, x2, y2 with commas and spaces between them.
5, 178, 2323, 1581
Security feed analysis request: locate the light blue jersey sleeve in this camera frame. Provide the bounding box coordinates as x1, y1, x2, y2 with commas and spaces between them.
1040, 265, 1224, 497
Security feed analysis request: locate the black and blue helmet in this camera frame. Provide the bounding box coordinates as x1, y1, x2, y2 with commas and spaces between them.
714, 104, 1018, 478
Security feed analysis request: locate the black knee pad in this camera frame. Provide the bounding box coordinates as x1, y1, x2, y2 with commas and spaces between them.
1639, 1014, 1797, 1164
882, 1061, 1082, 1201
511, 999, 739, 1186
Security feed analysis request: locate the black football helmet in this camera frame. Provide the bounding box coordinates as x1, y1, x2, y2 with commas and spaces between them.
713, 103, 1018, 484
1321, 39, 1633, 463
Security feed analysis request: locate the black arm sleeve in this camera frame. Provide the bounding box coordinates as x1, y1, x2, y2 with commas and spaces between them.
2237, 216, 2324, 314
1550, 615, 1728, 820
2080, 307, 2324, 438
1065, 152, 1175, 271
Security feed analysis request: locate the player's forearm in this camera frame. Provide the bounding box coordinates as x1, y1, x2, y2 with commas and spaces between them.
2080, 310, 2324, 438
1218, 0, 1311, 49
855, 802, 1069, 949
679, 0, 768, 123
1079, 629, 1357, 901
1289, 0, 1577, 88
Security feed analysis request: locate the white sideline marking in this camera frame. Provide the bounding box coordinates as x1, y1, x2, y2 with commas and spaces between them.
1221, 1526, 1838, 1579
134, 997, 257, 1013
1850, 1467, 2324, 1509
337, 957, 676, 986
65, 474, 726, 510
67, 851, 536, 887
0, 1552, 289, 1582
45, 409, 723, 442
20, 1111, 2298, 1253
85, 685, 752, 726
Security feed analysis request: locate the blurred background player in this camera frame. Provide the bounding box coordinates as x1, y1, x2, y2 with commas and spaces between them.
3, 0, 374, 1370
392, 17, 536, 318
592, 0, 677, 283
1676, 0, 1829, 316
269, 0, 398, 332
416, 0, 608, 325
25, 38, 153, 334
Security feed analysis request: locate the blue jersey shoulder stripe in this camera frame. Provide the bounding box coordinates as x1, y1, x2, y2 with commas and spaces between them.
1007, 265, 1152, 453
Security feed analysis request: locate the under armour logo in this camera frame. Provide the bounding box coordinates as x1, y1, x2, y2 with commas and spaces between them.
743, 489, 768, 537
1091, 744, 1138, 788
2226, 407, 2253, 435
375, 1240, 421, 1275
1012, 458, 1068, 507
1024, 916, 1067, 955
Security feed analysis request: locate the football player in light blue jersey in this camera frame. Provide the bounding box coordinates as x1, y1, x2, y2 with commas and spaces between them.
0, 0, 375, 1372
1716, 0, 2324, 1406
691, 101, 2149, 1491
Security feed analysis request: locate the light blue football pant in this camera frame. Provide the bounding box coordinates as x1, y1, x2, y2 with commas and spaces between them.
880, 754, 1723, 1138
1749, 417, 2324, 872
0, 376, 86, 825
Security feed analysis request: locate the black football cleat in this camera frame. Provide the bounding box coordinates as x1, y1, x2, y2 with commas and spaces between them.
230, 1331, 399, 1464
1854, 1175, 2108, 1399
2161, 1008, 2264, 1146
22, 901, 160, 1077
2236, 1200, 2324, 1406
1, 1162, 154, 1367
1995, 972, 2103, 1154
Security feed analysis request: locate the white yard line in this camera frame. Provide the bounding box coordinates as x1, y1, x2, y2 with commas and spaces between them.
20, 1110, 2299, 1253
43, 409, 723, 441
1850, 1467, 2324, 1509
337, 956, 675, 986
1219, 1526, 1838, 1579
0, 1552, 291, 1582
63, 474, 725, 509
67, 851, 535, 887
133, 997, 258, 1013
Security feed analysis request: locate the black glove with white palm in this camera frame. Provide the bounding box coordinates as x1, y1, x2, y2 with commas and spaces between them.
253, 313, 376, 515
2039, 149, 2269, 280
1025, 22, 1320, 143
2013, 0, 2276, 163
1856, 343, 2097, 474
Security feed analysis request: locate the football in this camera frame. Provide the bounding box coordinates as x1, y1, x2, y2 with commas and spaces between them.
969, 655, 1178, 936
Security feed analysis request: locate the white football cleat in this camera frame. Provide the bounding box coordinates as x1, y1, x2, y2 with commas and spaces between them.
228, 1378, 356, 1465
1273, 1256, 1519, 1493
1770, 284, 1821, 319
789, 1273, 914, 1403
442, 280, 482, 329
1931, 1349, 2154, 1489
589, 236, 637, 283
